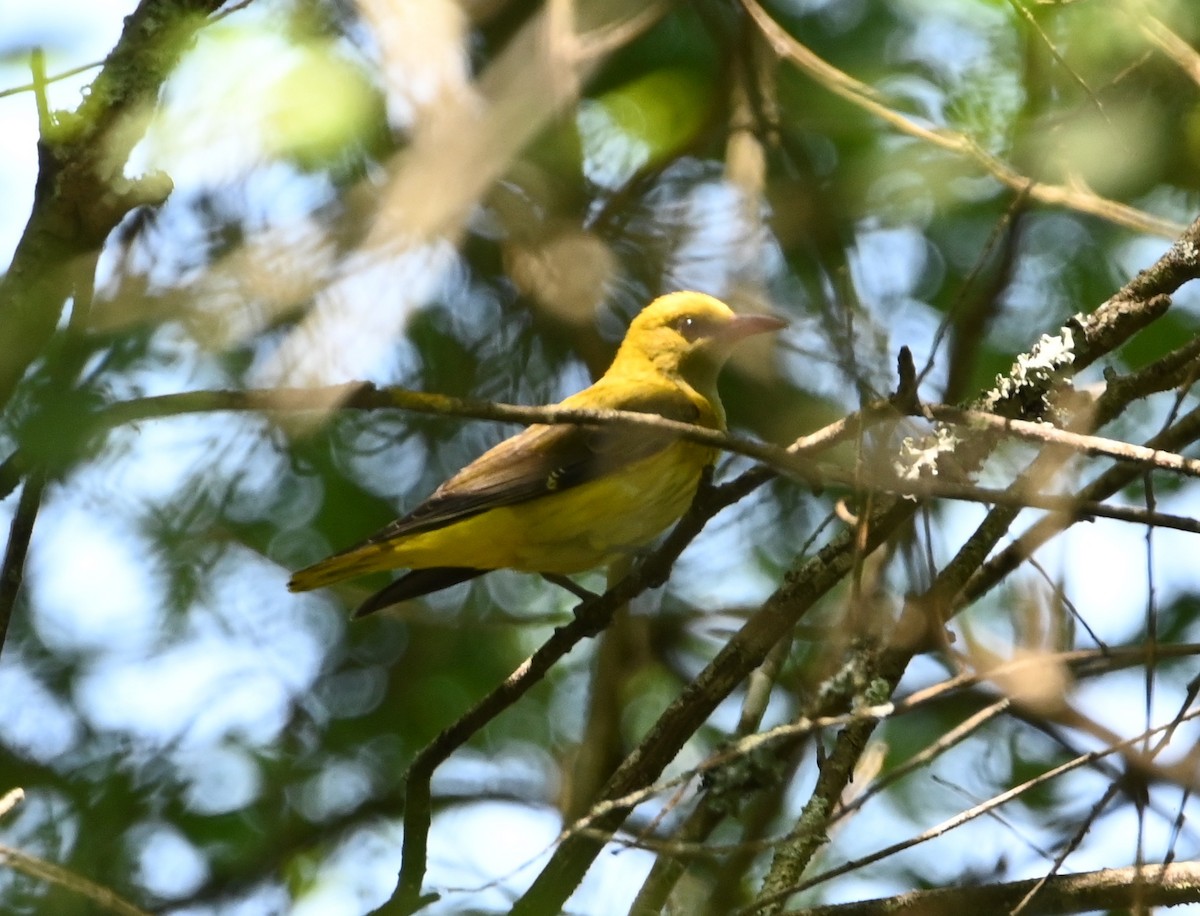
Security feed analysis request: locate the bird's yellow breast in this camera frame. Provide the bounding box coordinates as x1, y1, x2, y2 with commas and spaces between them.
374, 438, 715, 574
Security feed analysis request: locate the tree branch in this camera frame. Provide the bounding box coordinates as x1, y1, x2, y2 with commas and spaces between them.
927, 402, 1200, 480
0, 0, 226, 408
744, 213, 1200, 909
508, 496, 920, 915
22, 382, 1200, 539
743, 708, 1200, 913
0, 840, 150, 916
0, 470, 45, 655
780, 861, 1200, 916
741, 0, 1185, 238
381, 475, 762, 914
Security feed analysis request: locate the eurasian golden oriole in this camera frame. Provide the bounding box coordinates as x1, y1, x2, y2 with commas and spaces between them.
288, 291, 786, 616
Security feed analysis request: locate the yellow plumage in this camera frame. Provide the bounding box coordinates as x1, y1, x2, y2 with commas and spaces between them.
288, 291, 785, 615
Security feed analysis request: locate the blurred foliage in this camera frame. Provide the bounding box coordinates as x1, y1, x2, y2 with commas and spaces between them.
1, 0, 1200, 914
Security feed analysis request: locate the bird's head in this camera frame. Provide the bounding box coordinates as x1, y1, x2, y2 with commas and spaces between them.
614, 292, 787, 393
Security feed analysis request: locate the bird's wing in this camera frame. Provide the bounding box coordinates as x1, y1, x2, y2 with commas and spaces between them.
360, 386, 703, 545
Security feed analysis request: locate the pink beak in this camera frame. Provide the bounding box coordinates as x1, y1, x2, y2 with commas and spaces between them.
721, 313, 789, 342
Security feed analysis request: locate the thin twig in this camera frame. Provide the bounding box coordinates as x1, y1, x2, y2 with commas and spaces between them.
386, 474, 767, 913
741, 0, 1184, 238
0, 788, 23, 820
1007, 0, 1114, 124
0, 470, 46, 655
64, 385, 1200, 542
899, 643, 1200, 710
0, 843, 151, 916
927, 403, 1200, 479
0, 61, 102, 100
782, 861, 1200, 916
831, 698, 1012, 823
960, 400, 1200, 612
1140, 14, 1200, 87
1008, 782, 1122, 915
739, 707, 1200, 913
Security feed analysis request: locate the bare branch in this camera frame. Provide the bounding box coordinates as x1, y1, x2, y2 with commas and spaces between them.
781, 861, 1200, 916
928, 403, 1200, 480
0, 0, 228, 407
742, 707, 1200, 913
0, 471, 45, 653
0, 788, 23, 820
741, 0, 1185, 238
961, 399, 1200, 612
831, 698, 1013, 823
389, 472, 767, 912
0, 843, 151, 916
51, 385, 1200, 542
1140, 14, 1200, 87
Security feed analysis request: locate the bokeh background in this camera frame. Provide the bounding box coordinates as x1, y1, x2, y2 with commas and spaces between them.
3, 0, 1200, 914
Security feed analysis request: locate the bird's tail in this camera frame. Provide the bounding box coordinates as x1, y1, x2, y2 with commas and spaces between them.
354, 567, 485, 617
288, 544, 394, 592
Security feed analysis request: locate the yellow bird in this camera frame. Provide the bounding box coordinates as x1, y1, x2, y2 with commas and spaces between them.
288, 291, 786, 616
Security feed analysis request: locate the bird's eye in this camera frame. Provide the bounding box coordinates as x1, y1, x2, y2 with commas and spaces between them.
673, 315, 707, 341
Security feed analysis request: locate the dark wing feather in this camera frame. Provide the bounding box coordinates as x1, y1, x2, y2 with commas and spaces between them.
354, 567, 484, 617
360, 389, 701, 546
